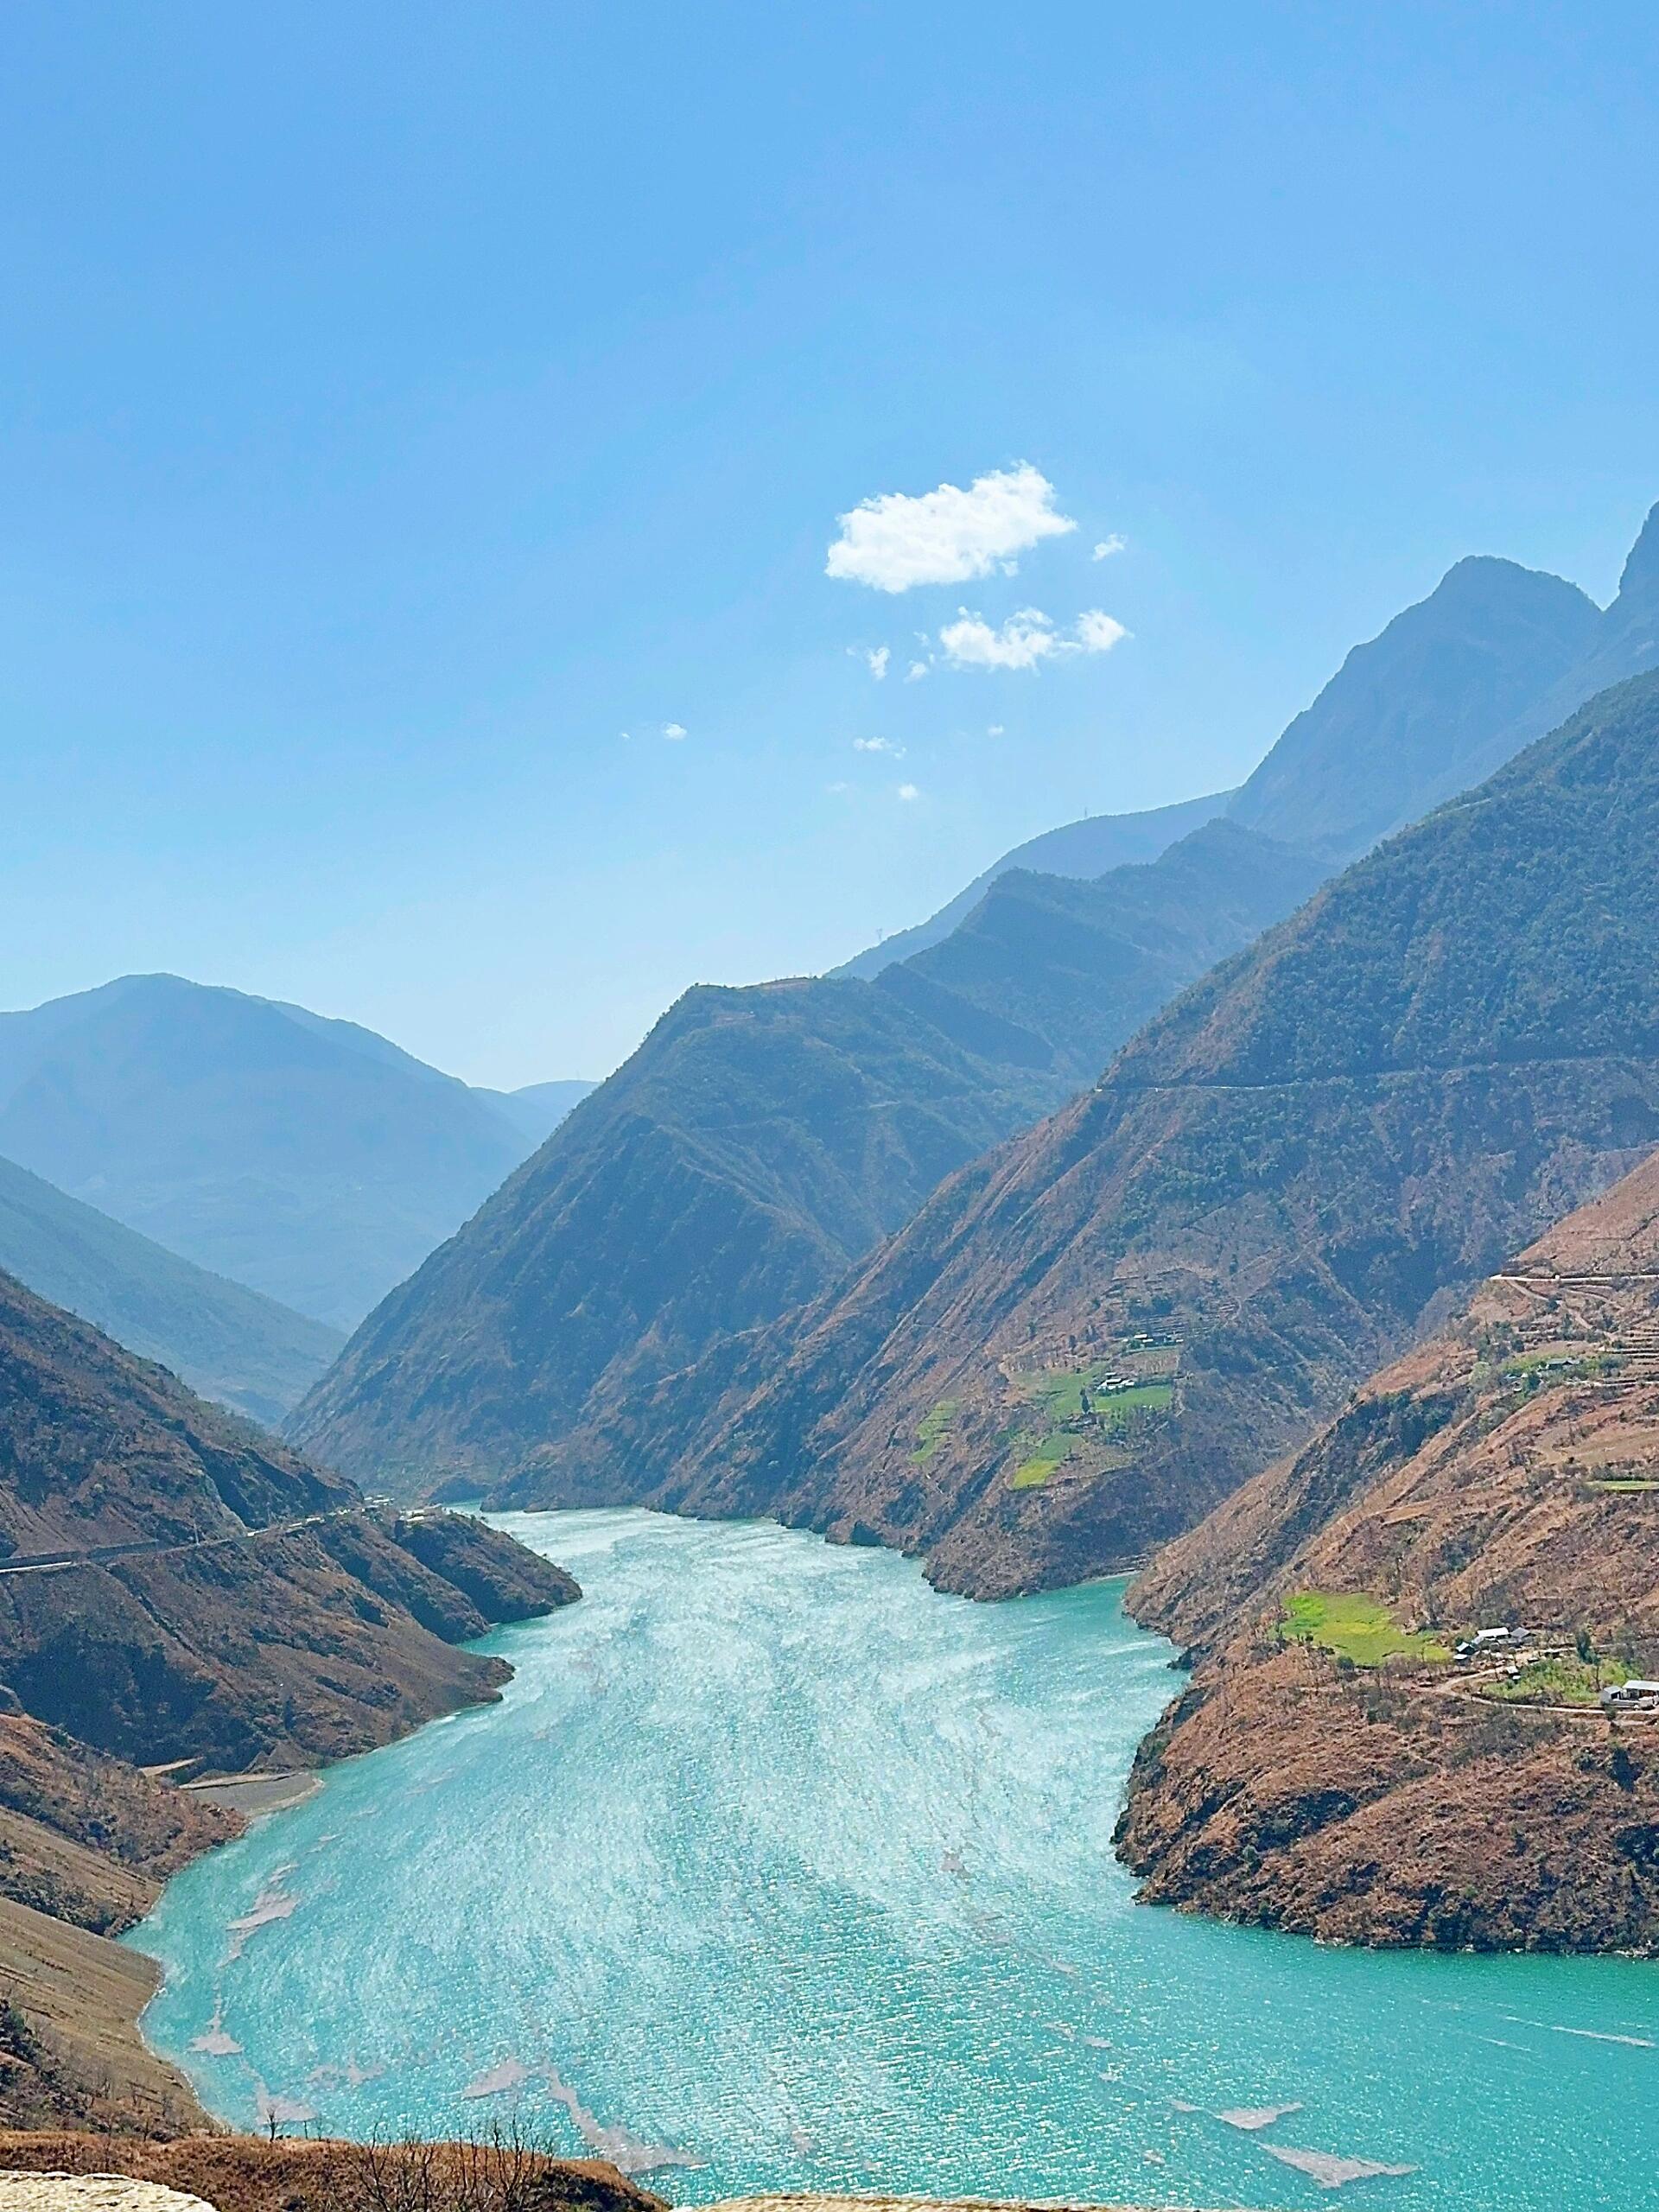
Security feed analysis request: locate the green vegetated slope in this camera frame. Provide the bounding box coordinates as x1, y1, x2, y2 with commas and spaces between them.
635, 668, 1659, 1597
290, 826, 1324, 1491
0, 1152, 341, 1425
0, 976, 560, 1329
293, 544, 1611, 1497
0, 1268, 578, 1771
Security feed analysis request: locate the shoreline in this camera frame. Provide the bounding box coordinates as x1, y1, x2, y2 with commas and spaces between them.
179, 1770, 321, 1818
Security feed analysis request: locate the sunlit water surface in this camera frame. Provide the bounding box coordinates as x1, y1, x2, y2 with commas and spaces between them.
132, 1510, 1657, 2209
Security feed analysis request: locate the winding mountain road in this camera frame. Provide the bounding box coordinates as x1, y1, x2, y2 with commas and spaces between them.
0, 1505, 366, 1580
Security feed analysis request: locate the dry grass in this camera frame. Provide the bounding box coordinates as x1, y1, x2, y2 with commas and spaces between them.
0, 2133, 665, 2212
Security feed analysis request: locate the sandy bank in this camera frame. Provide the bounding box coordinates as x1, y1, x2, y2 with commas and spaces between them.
178, 1772, 318, 1817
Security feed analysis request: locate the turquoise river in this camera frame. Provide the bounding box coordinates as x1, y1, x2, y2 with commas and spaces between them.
131, 1510, 1658, 2210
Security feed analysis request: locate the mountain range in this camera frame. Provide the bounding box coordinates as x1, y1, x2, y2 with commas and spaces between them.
842, 546, 1600, 976
0, 976, 592, 1330
288, 819, 1327, 1484
291, 515, 1653, 1503
597, 661, 1659, 1597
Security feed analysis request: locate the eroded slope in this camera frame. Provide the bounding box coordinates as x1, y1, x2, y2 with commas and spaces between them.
1116, 1149, 1659, 1950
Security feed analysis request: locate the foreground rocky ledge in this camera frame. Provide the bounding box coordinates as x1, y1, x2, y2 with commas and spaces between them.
0, 2180, 212, 2211
0, 2163, 1243, 2212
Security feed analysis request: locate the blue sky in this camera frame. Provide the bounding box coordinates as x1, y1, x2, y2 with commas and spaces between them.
3, 3, 1657, 1084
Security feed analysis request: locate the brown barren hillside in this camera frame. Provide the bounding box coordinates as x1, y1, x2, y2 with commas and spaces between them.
1116, 1148, 1659, 1952
0, 1720, 241, 2135
0, 1268, 579, 1771
549, 669, 1659, 1599
0, 1271, 582, 2127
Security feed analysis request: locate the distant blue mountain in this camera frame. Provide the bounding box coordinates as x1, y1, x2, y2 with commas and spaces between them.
474, 1078, 598, 1147
0, 976, 590, 1329
834, 788, 1232, 978
0, 1150, 340, 1425
843, 549, 1600, 979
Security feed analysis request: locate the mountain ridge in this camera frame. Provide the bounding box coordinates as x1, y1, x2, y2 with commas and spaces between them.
294, 512, 1658, 1523
561, 666, 1659, 1595
0, 1266, 578, 1770
833, 788, 1235, 979
288, 820, 1326, 1486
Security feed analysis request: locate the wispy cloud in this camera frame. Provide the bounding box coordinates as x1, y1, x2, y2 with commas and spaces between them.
942, 606, 1123, 672
662, 721, 688, 741
864, 645, 890, 679
938, 607, 1063, 670
1092, 534, 1127, 560
987, 723, 1005, 736
853, 735, 905, 756
904, 658, 931, 682
897, 783, 920, 802
826, 463, 1076, 593
937, 606, 1128, 671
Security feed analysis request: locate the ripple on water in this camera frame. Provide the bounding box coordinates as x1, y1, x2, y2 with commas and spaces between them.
130, 1509, 1658, 2212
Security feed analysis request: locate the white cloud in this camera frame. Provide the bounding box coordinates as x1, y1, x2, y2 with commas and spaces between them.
826, 779, 850, 794
897, 782, 920, 802
865, 645, 890, 680
825, 463, 1076, 593
852, 735, 905, 756
662, 721, 687, 741
937, 605, 1129, 672
938, 607, 1064, 670
1073, 608, 1128, 653
1091, 534, 1127, 560
987, 723, 1005, 736
904, 658, 930, 682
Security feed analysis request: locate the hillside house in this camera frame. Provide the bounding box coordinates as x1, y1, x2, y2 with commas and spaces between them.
1599, 1679, 1659, 1713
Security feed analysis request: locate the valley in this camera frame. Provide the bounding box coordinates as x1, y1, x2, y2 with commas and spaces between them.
11, 23, 1659, 2211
